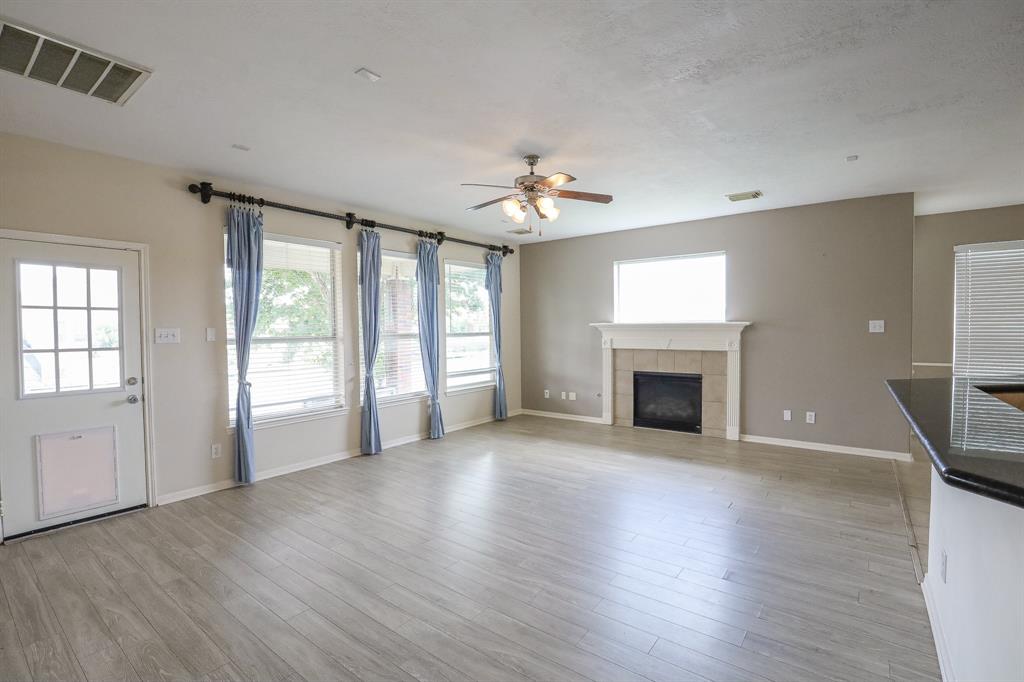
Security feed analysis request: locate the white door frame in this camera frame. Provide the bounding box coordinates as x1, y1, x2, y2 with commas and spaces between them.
0, 228, 158, 511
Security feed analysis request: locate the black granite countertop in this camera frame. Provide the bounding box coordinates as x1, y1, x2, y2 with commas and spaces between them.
887, 376, 1024, 508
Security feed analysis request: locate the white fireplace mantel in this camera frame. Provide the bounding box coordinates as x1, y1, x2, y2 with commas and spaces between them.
590, 322, 751, 439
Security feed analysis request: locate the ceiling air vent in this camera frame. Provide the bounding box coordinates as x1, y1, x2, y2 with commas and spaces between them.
725, 190, 763, 202
0, 19, 150, 105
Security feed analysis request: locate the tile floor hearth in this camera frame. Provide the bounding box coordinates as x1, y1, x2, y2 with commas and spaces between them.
614, 349, 728, 437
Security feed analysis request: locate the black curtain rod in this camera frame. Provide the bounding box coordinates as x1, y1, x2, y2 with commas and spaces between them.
187, 181, 514, 256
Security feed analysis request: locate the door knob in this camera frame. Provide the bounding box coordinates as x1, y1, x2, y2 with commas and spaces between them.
127, 377, 138, 385
127, 395, 140, 404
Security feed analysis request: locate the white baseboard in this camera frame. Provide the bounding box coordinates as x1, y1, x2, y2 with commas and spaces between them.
518, 409, 605, 424
254, 450, 359, 482
739, 434, 912, 461
922, 577, 953, 681
156, 478, 237, 505
156, 410, 513, 505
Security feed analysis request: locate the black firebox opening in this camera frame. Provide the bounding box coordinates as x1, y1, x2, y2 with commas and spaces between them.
633, 371, 702, 433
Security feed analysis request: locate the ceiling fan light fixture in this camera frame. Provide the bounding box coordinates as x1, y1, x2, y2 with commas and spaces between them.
511, 208, 526, 224
501, 197, 519, 218
544, 205, 560, 221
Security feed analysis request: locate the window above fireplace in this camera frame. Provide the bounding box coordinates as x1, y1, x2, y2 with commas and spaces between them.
614, 252, 726, 323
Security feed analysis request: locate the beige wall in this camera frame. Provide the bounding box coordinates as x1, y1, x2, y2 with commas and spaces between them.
521, 194, 914, 453
913, 204, 1024, 377
0, 133, 521, 499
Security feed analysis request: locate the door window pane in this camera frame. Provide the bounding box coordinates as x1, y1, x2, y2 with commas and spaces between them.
21, 308, 55, 350
19, 263, 53, 306
23, 352, 56, 393
16, 262, 125, 396
90, 310, 119, 348
57, 309, 89, 348
58, 351, 91, 391
56, 266, 87, 307
89, 269, 119, 307
91, 350, 121, 388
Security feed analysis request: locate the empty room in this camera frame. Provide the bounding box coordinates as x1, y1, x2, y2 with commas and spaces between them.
1, 1, 1022, 681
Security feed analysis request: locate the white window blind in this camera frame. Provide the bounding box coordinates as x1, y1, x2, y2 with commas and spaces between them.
615, 252, 726, 323
226, 235, 343, 423
445, 261, 495, 389
953, 240, 1024, 377
359, 251, 426, 401
950, 240, 1024, 454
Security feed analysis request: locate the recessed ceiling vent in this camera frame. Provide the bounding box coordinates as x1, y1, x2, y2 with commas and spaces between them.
0, 19, 150, 105
726, 190, 763, 202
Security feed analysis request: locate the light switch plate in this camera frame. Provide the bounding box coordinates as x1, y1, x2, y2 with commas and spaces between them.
154, 328, 181, 344
805, 411, 816, 424
783, 409, 792, 421
543, 389, 550, 399
560, 391, 567, 400
568, 392, 577, 401
869, 320, 885, 333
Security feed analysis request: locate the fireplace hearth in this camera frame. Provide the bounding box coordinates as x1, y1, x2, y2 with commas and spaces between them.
633, 371, 702, 433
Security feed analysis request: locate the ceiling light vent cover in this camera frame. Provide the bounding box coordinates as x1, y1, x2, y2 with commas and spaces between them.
0, 19, 150, 105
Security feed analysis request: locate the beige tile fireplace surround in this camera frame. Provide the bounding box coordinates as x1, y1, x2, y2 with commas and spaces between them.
613, 349, 728, 437
592, 322, 751, 440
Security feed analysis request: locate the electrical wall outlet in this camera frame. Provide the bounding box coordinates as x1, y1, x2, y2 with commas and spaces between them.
211, 443, 222, 459
805, 411, 816, 424
561, 391, 567, 400
543, 389, 550, 399
783, 409, 792, 421
568, 392, 577, 401
206, 327, 217, 342
869, 320, 885, 333
154, 328, 181, 344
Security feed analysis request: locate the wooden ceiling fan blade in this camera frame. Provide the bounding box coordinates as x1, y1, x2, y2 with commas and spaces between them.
554, 189, 613, 204
461, 183, 518, 189
466, 194, 516, 211
538, 172, 576, 189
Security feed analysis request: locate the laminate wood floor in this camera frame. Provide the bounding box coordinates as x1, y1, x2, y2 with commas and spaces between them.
0, 415, 939, 682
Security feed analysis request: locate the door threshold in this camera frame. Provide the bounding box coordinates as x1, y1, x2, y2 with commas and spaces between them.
2, 503, 148, 543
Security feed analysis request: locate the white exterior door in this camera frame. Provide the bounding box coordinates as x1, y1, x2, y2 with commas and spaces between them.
0, 237, 148, 539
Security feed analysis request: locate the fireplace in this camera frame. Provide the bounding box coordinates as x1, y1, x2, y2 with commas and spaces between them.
633, 372, 702, 433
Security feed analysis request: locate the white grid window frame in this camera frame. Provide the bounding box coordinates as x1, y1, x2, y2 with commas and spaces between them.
16, 259, 125, 398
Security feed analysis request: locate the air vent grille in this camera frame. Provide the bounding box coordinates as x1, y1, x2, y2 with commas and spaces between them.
0, 19, 150, 105
725, 190, 763, 202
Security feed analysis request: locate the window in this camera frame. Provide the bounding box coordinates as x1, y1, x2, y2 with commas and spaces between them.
614, 252, 726, 323
226, 236, 343, 423
359, 251, 426, 401
953, 240, 1024, 377
951, 240, 1024, 453
445, 261, 495, 389
17, 262, 123, 396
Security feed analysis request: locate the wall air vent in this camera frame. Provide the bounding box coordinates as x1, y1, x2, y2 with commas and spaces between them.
724, 189, 765, 200
506, 227, 533, 235
0, 19, 150, 105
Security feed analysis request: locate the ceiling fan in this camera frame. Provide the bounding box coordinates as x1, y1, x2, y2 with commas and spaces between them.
462, 154, 613, 231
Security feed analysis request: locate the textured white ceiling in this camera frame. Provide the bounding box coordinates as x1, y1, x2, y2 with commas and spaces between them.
2, 0, 1022, 242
